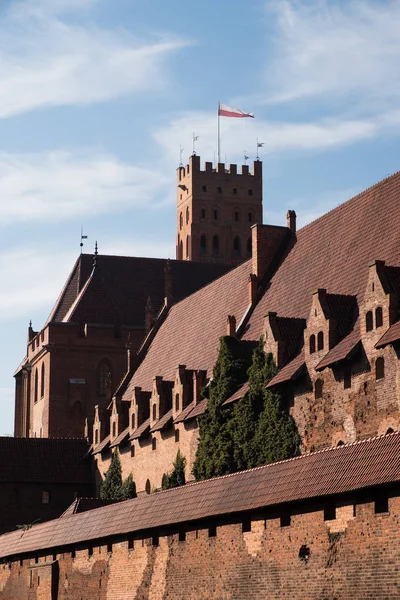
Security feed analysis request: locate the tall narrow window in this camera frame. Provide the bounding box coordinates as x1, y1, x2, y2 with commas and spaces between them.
233, 237, 241, 258
152, 438, 157, 451
175, 394, 180, 412
186, 235, 189, 259
131, 413, 135, 430
376, 357, 385, 380
246, 238, 252, 258
145, 479, 151, 494
200, 234, 207, 255
248, 189, 253, 196
112, 422, 116, 438
315, 379, 323, 400
248, 212, 253, 223
309, 335, 316, 354
34, 369, 38, 403
366, 311, 373, 332
186, 207, 189, 224
213, 209, 218, 220
375, 306, 383, 328
152, 404, 157, 421
95, 430, 99, 446
234, 210, 239, 222
42, 490, 50, 505
40, 363, 45, 398
212, 236, 219, 257
179, 212, 183, 230
201, 208, 206, 219
317, 331, 324, 351
343, 366, 351, 390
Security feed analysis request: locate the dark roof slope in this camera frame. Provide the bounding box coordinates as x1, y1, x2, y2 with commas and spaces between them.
123, 260, 252, 395
1, 431, 400, 559
245, 172, 400, 340
61, 498, 119, 518
0, 438, 91, 484
47, 254, 232, 328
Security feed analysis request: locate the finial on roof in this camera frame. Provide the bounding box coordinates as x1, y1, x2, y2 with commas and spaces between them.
164, 258, 172, 274
93, 241, 98, 268
29, 320, 32, 329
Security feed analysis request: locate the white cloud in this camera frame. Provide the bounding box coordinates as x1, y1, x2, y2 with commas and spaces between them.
0, 150, 169, 222
0, 0, 187, 118
263, 0, 400, 109
154, 110, 377, 165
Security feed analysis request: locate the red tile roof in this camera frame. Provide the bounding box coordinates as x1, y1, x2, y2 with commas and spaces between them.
184, 398, 208, 420
109, 427, 130, 449
47, 254, 232, 328
150, 409, 173, 433
61, 498, 120, 517
224, 381, 249, 406
316, 323, 361, 370
376, 320, 400, 348
244, 172, 400, 340
0, 438, 91, 484
123, 260, 252, 395
173, 401, 197, 424
266, 351, 305, 388
2, 432, 400, 559
129, 418, 150, 441
92, 435, 110, 455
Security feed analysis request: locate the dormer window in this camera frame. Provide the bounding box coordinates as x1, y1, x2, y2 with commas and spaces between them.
366, 311, 373, 332
200, 234, 207, 256
317, 331, 324, 351
375, 306, 383, 328
309, 334, 316, 354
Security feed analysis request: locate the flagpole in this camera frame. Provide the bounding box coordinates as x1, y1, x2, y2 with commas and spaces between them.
217, 101, 221, 164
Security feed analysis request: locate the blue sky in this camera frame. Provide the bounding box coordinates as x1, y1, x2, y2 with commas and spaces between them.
1, 0, 400, 434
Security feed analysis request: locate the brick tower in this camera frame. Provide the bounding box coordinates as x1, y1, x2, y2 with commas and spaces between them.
176, 154, 263, 265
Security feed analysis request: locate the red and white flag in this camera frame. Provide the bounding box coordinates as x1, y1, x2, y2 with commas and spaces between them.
218, 103, 254, 118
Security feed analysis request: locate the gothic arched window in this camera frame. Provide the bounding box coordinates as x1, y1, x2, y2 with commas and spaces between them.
375, 306, 383, 328
309, 334, 316, 354
233, 237, 241, 258
212, 236, 219, 257
175, 394, 180, 412
40, 362, 45, 398
200, 234, 207, 255
179, 212, 183, 230
186, 207, 189, 224
34, 369, 38, 404
317, 331, 324, 351
131, 413, 135, 430
366, 310, 373, 332
98, 361, 111, 397
152, 404, 157, 421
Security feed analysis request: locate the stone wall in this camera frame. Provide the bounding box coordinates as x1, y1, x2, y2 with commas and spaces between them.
1, 491, 400, 599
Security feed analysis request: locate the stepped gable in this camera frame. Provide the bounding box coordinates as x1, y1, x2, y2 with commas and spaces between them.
245, 171, 400, 340
122, 260, 252, 396
46, 254, 232, 328
1, 431, 400, 559
0, 438, 91, 484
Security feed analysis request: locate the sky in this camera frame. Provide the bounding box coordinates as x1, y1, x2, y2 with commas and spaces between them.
1, 0, 400, 434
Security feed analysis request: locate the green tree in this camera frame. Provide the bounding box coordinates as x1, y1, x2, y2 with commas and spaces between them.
193, 336, 256, 480
162, 450, 186, 489
100, 450, 137, 500
100, 449, 123, 500
121, 473, 137, 499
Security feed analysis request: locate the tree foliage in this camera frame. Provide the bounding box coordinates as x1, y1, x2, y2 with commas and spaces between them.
162, 450, 186, 489
192, 336, 256, 480
193, 337, 301, 480
100, 449, 137, 500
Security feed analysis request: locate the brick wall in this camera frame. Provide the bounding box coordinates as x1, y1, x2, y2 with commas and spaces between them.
1, 492, 400, 599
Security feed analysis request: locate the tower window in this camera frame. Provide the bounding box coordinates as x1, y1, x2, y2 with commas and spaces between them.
247, 237, 252, 258
214, 209, 218, 220
212, 236, 219, 257
366, 310, 373, 332
131, 413, 135, 430
217, 187, 222, 193
375, 306, 383, 328
233, 188, 237, 194
201, 208, 206, 219
152, 438, 157, 451
152, 404, 157, 421
202, 185, 207, 192
248, 212, 253, 223
34, 368, 38, 404
248, 189, 253, 196
233, 237, 241, 258
175, 393, 180, 412
234, 211, 239, 222
309, 334, 316, 354
317, 331, 324, 351
179, 212, 183, 230
186, 235, 189, 259
315, 378, 323, 400
186, 207, 189, 224
40, 363, 45, 398
200, 234, 207, 255
376, 357, 385, 380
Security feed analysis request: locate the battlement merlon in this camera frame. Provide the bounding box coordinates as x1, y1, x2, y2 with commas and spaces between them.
177, 154, 262, 182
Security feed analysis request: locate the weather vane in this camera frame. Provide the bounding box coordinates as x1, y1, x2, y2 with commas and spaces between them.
192, 132, 199, 155
244, 151, 249, 165
179, 145, 184, 167
80, 226, 88, 254
256, 139, 265, 160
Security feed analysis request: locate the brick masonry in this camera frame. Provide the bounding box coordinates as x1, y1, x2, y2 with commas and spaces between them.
1, 492, 400, 599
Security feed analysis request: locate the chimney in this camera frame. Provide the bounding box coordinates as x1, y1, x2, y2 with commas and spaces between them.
193, 370, 206, 405
251, 223, 292, 281
164, 259, 173, 307
287, 210, 296, 233
145, 297, 155, 334
249, 273, 258, 305
227, 315, 237, 337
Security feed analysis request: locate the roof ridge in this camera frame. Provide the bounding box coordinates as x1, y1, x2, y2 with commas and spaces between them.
297, 169, 400, 236
153, 430, 400, 496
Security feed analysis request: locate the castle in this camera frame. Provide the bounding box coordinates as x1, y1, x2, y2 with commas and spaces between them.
3, 156, 400, 598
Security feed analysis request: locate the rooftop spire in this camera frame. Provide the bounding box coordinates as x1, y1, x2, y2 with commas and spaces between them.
93, 241, 98, 268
